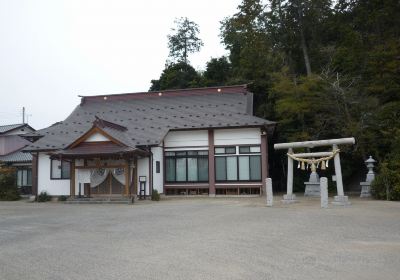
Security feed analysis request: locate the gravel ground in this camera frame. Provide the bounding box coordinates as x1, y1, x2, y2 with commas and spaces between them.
0, 196, 399, 280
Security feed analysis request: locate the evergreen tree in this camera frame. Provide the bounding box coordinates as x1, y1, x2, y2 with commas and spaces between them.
167, 17, 203, 64
149, 62, 202, 91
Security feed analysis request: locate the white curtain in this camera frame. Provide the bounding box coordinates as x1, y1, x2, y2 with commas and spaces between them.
90, 168, 109, 188
112, 168, 125, 185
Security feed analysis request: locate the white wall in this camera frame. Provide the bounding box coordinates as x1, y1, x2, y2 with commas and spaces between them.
84, 132, 109, 142
38, 153, 70, 195
137, 157, 150, 196
151, 146, 163, 194
214, 128, 261, 145
164, 130, 208, 147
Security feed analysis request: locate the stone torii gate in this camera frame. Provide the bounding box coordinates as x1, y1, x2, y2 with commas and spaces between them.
274, 137, 355, 205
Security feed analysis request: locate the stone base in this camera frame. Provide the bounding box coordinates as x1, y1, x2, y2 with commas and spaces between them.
304, 183, 320, 197
331, 195, 351, 206
282, 194, 298, 204
208, 193, 216, 198
360, 183, 371, 198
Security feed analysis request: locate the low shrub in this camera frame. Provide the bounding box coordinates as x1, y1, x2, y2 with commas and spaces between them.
58, 195, 68, 202
151, 189, 160, 201
0, 169, 20, 201
371, 164, 400, 201
37, 191, 51, 202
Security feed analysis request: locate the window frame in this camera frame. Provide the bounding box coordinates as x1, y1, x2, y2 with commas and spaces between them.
16, 168, 32, 187
50, 159, 71, 180
156, 161, 160, 174
164, 150, 209, 183
214, 145, 262, 183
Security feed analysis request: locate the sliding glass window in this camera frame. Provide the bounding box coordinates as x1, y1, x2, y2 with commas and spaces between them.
50, 159, 71, 179
215, 146, 261, 182
165, 151, 209, 183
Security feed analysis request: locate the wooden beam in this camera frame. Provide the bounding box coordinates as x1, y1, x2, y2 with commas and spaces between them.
124, 161, 129, 196
208, 129, 215, 196
68, 126, 126, 149
75, 164, 125, 169
31, 152, 39, 196
70, 160, 75, 197
261, 133, 268, 194
133, 158, 138, 196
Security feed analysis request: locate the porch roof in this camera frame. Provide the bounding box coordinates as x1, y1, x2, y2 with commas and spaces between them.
50, 142, 148, 159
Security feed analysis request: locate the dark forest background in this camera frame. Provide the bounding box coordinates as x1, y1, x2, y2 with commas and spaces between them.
149, 0, 400, 194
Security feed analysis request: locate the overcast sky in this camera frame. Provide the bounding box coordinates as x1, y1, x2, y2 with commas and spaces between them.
0, 0, 241, 129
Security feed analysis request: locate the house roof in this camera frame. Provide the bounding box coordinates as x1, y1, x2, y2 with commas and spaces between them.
24, 85, 276, 152
0, 149, 32, 163
50, 142, 147, 158
0, 123, 34, 135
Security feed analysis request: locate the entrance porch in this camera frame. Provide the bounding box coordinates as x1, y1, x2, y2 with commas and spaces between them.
50, 142, 149, 199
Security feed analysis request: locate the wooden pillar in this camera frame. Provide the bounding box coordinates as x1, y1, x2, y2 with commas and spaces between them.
70, 160, 75, 197
124, 160, 130, 196
31, 152, 38, 196
261, 132, 268, 194
208, 129, 215, 196
148, 152, 153, 195
133, 158, 138, 196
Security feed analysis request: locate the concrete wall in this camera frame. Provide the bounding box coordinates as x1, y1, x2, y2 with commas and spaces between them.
151, 146, 163, 194
38, 153, 70, 195
164, 130, 208, 147
214, 128, 261, 145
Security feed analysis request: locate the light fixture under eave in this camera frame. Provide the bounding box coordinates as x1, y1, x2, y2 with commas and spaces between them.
158, 92, 162, 96
103, 96, 108, 100
217, 88, 222, 92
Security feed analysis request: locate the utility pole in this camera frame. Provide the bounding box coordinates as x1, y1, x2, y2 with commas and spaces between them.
22, 107, 25, 124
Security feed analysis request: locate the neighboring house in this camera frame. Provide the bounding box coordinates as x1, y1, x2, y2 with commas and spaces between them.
0, 123, 35, 194
24, 85, 275, 198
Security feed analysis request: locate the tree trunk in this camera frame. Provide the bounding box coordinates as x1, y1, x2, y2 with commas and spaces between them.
297, 3, 312, 76
184, 37, 187, 64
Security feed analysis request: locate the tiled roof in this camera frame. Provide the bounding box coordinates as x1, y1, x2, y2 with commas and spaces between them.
0, 149, 32, 163
0, 124, 24, 134
0, 123, 35, 135
51, 142, 147, 157
24, 85, 276, 151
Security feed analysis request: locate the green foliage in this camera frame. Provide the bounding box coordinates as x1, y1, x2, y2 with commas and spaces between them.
37, 191, 51, 202
151, 189, 160, 201
372, 133, 400, 201
372, 165, 400, 201
203, 57, 232, 86
149, 62, 202, 91
58, 195, 68, 202
167, 17, 203, 64
0, 169, 20, 201
149, 0, 400, 191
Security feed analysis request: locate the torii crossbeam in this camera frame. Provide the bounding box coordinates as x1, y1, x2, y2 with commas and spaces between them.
274, 138, 355, 205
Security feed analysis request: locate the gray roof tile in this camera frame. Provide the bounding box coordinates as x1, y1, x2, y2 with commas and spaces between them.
0, 149, 32, 163
24, 86, 275, 151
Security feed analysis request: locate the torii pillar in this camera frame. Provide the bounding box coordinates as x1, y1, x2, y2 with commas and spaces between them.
282, 148, 297, 203
274, 138, 355, 205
